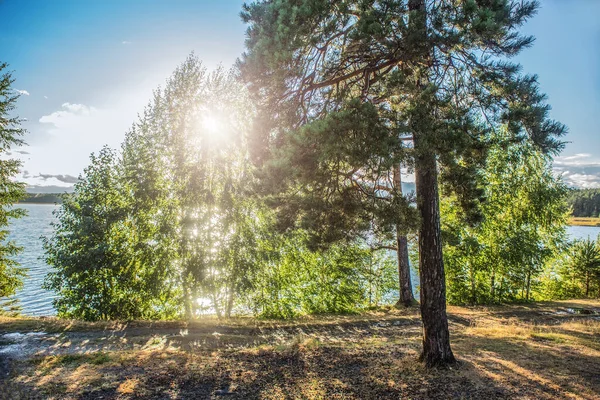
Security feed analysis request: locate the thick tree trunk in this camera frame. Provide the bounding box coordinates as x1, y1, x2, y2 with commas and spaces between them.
393, 164, 416, 307
414, 146, 456, 368
410, 0, 455, 368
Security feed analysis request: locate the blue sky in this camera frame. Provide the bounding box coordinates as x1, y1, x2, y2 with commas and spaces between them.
1, 0, 599, 190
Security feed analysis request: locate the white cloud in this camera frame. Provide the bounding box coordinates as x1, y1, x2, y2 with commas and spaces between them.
554, 153, 600, 167
559, 153, 591, 161
561, 173, 600, 189
21, 96, 144, 185
39, 102, 96, 127
122, 40, 132, 45
43, 95, 48, 99
553, 154, 600, 188
14, 89, 29, 96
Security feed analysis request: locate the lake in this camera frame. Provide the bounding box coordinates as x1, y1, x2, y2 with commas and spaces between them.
7, 204, 600, 316
8, 204, 58, 316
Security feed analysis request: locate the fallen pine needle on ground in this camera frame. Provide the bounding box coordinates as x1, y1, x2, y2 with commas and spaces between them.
1, 299, 599, 399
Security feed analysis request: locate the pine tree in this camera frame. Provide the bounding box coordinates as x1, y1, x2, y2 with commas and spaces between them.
569, 239, 600, 297
0, 63, 27, 308
240, 0, 565, 367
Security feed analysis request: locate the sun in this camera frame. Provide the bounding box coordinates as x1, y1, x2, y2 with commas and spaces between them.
194, 112, 232, 149
202, 115, 222, 136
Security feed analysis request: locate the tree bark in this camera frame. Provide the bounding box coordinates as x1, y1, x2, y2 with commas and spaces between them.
396, 232, 416, 306
393, 164, 416, 307
414, 147, 455, 367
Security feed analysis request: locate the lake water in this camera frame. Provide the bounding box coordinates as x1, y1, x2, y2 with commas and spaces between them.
8, 204, 58, 316
7, 204, 600, 316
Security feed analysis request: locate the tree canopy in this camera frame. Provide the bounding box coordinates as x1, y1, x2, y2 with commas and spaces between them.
240, 0, 566, 367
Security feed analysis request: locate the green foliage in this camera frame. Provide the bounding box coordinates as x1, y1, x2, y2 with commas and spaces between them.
567, 189, 600, 218
43, 147, 180, 320
569, 239, 600, 297
122, 57, 259, 318
240, 0, 566, 218
542, 239, 600, 299
248, 231, 398, 319
259, 98, 417, 247
241, 1, 566, 365
442, 134, 569, 305
39, 0, 579, 327
0, 62, 27, 310
44, 55, 272, 320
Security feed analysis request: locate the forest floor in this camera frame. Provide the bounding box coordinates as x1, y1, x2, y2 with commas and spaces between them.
1, 300, 599, 399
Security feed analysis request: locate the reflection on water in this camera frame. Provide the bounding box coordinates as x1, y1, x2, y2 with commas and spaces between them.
6, 205, 600, 317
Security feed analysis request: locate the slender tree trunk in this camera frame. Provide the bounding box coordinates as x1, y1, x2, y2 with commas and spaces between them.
586, 271, 590, 297
369, 256, 374, 307
183, 280, 193, 320
393, 164, 416, 307
396, 232, 416, 306
490, 270, 496, 301
469, 262, 476, 305
225, 283, 235, 318
525, 271, 531, 301
410, 0, 455, 368
191, 286, 200, 317
212, 289, 222, 319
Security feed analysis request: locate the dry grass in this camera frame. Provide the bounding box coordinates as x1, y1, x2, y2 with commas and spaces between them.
0, 307, 417, 334
569, 217, 600, 226
2, 300, 600, 399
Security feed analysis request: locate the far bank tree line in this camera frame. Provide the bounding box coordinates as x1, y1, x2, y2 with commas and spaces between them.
568, 189, 600, 218
20, 188, 600, 221
2, 1, 599, 368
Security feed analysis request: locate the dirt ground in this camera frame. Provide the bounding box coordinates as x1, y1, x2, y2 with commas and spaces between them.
1, 300, 599, 399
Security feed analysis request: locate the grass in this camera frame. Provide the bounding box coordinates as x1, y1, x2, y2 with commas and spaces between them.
0, 307, 420, 334
2, 300, 600, 399
569, 217, 600, 226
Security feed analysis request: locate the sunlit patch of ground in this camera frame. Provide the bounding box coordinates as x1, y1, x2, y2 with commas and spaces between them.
2, 300, 599, 399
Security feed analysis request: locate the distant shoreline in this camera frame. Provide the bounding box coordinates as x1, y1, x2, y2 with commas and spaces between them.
14, 194, 600, 227
18, 201, 61, 205
568, 217, 600, 227
18, 193, 64, 205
